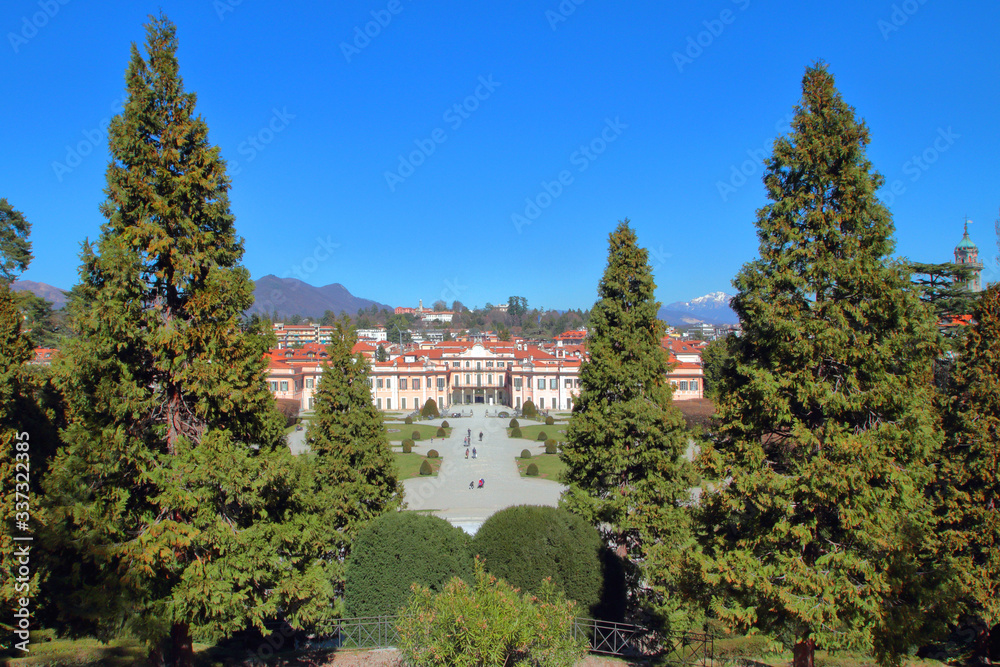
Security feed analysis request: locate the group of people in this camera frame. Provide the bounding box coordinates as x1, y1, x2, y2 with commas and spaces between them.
465, 447, 477, 459
470, 478, 484, 489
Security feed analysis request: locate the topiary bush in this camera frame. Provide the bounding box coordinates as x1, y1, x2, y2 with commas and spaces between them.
419, 459, 433, 475
441, 420, 450, 429
545, 439, 557, 454
522, 400, 537, 418
411, 430, 421, 441
471, 505, 604, 616
345, 512, 473, 618
537, 431, 548, 441
520, 449, 532, 459
436, 427, 446, 437
526, 463, 539, 476
545, 415, 555, 426
420, 398, 440, 419
509, 418, 519, 429
404, 416, 413, 425
510, 427, 522, 438
402, 439, 413, 453
427, 449, 439, 459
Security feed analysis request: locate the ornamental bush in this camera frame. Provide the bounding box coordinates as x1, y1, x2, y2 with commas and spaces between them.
419, 460, 433, 476
436, 427, 446, 437
404, 416, 413, 425
510, 427, 522, 438
526, 463, 539, 476
421, 398, 440, 419
345, 512, 473, 618
545, 440, 557, 454
509, 418, 519, 429
522, 400, 537, 418
402, 440, 413, 453
411, 430, 421, 441
441, 420, 450, 429
545, 416, 555, 426
471, 505, 604, 616
537, 431, 548, 441
427, 449, 439, 459
520, 449, 532, 459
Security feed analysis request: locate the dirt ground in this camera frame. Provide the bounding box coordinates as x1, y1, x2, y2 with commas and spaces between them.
676, 397, 716, 432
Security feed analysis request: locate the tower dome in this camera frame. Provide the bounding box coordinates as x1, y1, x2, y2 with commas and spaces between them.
954, 220, 983, 292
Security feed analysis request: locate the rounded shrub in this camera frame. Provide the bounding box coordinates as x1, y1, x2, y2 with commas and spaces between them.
411, 430, 421, 441
404, 416, 413, 425
510, 427, 522, 438
526, 463, 539, 476
536, 431, 548, 441
471, 505, 603, 615
520, 449, 532, 459
402, 439, 413, 453
509, 418, 519, 429
522, 400, 537, 418
419, 459, 433, 476
426, 449, 439, 459
545, 416, 555, 426
545, 439, 557, 454
436, 427, 446, 437
420, 398, 441, 419
441, 420, 450, 429
345, 512, 473, 618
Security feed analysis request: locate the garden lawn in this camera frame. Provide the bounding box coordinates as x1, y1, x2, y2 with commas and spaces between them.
386, 423, 451, 441
508, 424, 567, 442
394, 452, 443, 478
516, 453, 567, 481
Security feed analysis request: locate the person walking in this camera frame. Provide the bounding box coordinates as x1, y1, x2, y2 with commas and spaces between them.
472, 447, 477, 459
465, 448, 469, 459
478, 431, 483, 442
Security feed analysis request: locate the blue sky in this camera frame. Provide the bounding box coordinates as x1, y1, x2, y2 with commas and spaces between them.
2, 1, 999, 311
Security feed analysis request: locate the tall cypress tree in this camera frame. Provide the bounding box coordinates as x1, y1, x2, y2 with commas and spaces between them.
560, 220, 695, 628
44, 16, 308, 665
693, 64, 944, 665
938, 283, 1000, 629
301, 318, 402, 603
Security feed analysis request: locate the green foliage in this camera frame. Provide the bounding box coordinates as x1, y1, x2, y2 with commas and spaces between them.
472, 506, 604, 616
695, 65, 944, 663
0, 198, 32, 282
395, 559, 586, 667
375, 344, 388, 362
436, 426, 446, 437
509, 418, 519, 428
419, 459, 432, 476
510, 427, 522, 438
908, 261, 979, 349
537, 431, 548, 441
345, 512, 472, 618
561, 219, 695, 630
404, 416, 413, 425
699, 334, 734, 400
411, 430, 421, 441
522, 400, 537, 418
526, 463, 539, 477
402, 440, 413, 453
426, 449, 439, 459
441, 420, 450, 429
545, 416, 555, 426
545, 440, 557, 454
421, 398, 440, 419
520, 449, 532, 459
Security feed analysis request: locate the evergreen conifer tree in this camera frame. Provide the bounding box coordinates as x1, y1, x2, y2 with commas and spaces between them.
560, 220, 695, 628
43, 16, 314, 665
693, 64, 944, 665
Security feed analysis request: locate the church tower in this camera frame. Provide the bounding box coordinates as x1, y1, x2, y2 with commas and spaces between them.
954, 220, 983, 292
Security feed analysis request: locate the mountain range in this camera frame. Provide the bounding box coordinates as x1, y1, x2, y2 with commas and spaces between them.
11, 280, 70, 309
658, 291, 738, 326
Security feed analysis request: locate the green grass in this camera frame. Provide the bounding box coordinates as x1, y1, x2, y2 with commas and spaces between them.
508, 424, 567, 442
394, 451, 443, 478
385, 423, 451, 441
2, 636, 193, 666
515, 453, 567, 481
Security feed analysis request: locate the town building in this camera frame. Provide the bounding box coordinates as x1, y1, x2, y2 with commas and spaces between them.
954, 220, 984, 293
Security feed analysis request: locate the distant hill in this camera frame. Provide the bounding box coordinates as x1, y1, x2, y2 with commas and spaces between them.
250, 275, 393, 319
11, 280, 69, 309
658, 291, 738, 326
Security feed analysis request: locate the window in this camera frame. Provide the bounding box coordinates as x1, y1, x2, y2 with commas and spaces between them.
514, 378, 522, 390
476, 362, 482, 370
305, 378, 314, 389
386, 399, 391, 409
539, 398, 545, 409
550, 378, 557, 390
497, 362, 504, 368
367, 378, 372, 388
438, 378, 446, 390
564, 379, 572, 388
465, 361, 471, 368
269, 381, 278, 392
452, 361, 460, 367
466, 374, 471, 385
454, 375, 460, 386
400, 378, 408, 391
537, 378, 545, 390
377, 378, 384, 389
386, 379, 392, 389
575, 379, 581, 387
377, 398, 382, 408
516, 397, 521, 408
476, 374, 482, 386
690, 380, 699, 390
280, 381, 288, 392
413, 379, 421, 390
401, 398, 406, 409
487, 374, 493, 385
680, 381, 688, 390
486, 361, 493, 367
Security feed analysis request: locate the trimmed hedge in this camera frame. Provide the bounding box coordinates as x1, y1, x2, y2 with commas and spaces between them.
509, 418, 519, 429
520, 449, 532, 459
510, 427, 522, 438
404, 416, 413, 425
536, 431, 548, 441
419, 460, 432, 475
411, 430, 421, 441
345, 512, 473, 618
526, 463, 539, 476
436, 427, 446, 437
402, 440, 413, 453
441, 420, 450, 429
545, 439, 557, 454
421, 398, 440, 419
471, 505, 603, 615
521, 400, 537, 418
427, 449, 439, 459
545, 416, 555, 426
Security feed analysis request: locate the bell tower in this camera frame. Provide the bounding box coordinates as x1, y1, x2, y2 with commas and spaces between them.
954, 219, 983, 293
